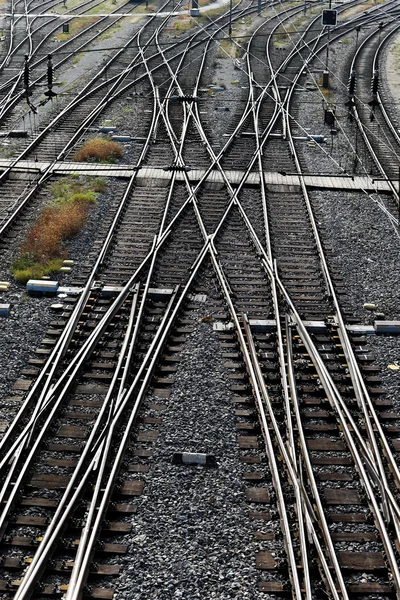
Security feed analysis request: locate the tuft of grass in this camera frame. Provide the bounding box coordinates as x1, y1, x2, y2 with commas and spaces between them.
74, 138, 123, 163
11, 176, 104, 284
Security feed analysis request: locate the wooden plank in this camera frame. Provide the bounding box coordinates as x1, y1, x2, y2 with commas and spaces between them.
44, 458, 78, 468
324, 489, 361, 505
254, 532, 275, 541
153, 388, 171, 398
329, 513, 369, 523
258, 582, 284, 592
89, 589, 115, 599
133, 449, 153, 457
137, 429, 159, 442
238, 436, 258, 449
104, 522, 132, 533
20, 498, 58, 508
256, 552, 279, 570
347, 583, 392, 594
57, 425, 88, 439
318, 473, 353, 481
76, 384, 108, 395
338, 551, 385, 570
47, 443, 84, 453
311, 456, 352, 465
240, 456, 262, 464
109, 503, 137, 514
127, 464, 150, 473
14, 516, 47, 526
331, 532, 377, 542
306, 438, 346, 451
248, 511, 272, 521
29, 473, 70, 489
65, 411, 96, 420
245, 487, 270, 503
120, 480, 144, 496
243, 471, 265, 481
13, 379, 32, 391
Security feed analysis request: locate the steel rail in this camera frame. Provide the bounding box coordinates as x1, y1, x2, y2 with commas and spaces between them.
3, 2, 396, 592
241, 313, 346, 600
0, 14, 211, 555
0, 0, 168, 183
374, 25, 400, 148
151, 17, 340, 573
0, 56, 159, 464
209, 245, 343, 598
14, 234, 166, 597
274, 24, 400, 591
283, 2, 400, 526
62, 242, 211, 600
0, 0, 182, 235
0, 0, 134, 119
14, 273, 180, 599
285, 316, 351, 599
210, 254, 303, 600
242, 13, 372, 594
350, 22, 400, 202
0, 0, 60, 71
246, 21, 315, 597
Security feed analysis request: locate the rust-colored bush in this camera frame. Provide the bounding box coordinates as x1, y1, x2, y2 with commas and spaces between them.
74, 138, 123, 163
11, 175, 103, 284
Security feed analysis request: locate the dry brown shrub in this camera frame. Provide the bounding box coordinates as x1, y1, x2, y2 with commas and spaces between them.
74, 138, 123, 163
22, 203, 88, 262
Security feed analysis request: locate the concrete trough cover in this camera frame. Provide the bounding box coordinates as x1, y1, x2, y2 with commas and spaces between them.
346, 324, 375, 335
0, 303, 11, 317
213, 322, 234, 331
26, 280, 59, 295
189, 293, 207, 303
172, 452, 217, 466
112, 135, 131, 142
375, 321, 400, 334
303, 320, 326, 333
148, 287, 174, 300
99, 126, 117, 133
249, 319, 276, 332
102, 285, 124, 297
58, 286, 83, 296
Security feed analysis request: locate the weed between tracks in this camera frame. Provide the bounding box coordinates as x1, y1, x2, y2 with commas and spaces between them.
11, 176, 106, 284
73, 137, 123, 162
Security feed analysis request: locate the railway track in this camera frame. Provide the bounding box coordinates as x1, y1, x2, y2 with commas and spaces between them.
0, 0, 400, 597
